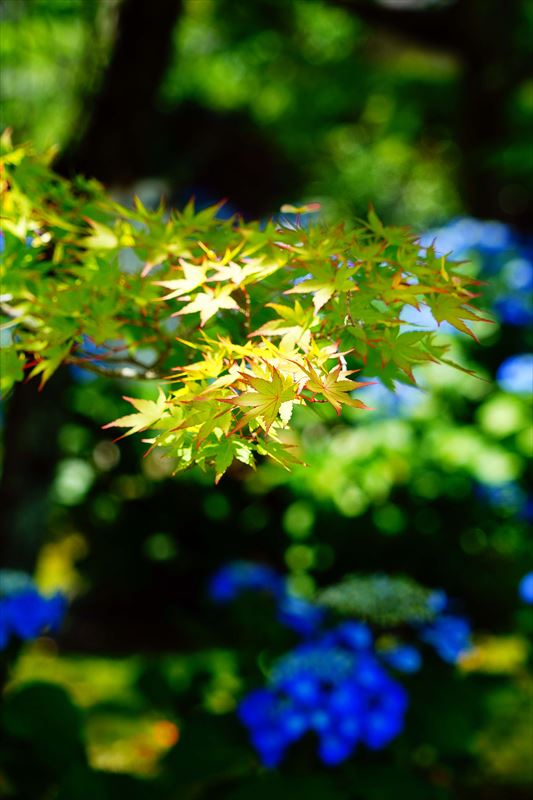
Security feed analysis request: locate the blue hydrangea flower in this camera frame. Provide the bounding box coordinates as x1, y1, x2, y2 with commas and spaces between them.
496, 354, 533, 395
475, 481, 527, 516
0, 571, 67, 650
420, 218, 510, 257
427, 589, 448, 614
209, 561, 472, 767
0, 607, 10, 649
355, 379, 425, 418
4, 589, 66, 640
420, 615, 471, 663
518, 572, 533, 605
208, 561, 284, 603
502, 258, 533, 291
494, 296, 533, 326
381, 645, 422, 673
335, 621, 373, 650
521, 498, 533, 524
240, 631, 409, 768
276, 594, 325, 637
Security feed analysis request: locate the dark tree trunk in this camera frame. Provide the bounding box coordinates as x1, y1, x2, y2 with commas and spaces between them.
58, 0, 184, 183
0, 375, 69, 571
457, 0, 527, 223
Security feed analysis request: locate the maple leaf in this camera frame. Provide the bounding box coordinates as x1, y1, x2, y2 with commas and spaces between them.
213, 437, 255, 483
250, 301, 318, 350
256, 437, 304, 470
172, 286, 241, 326
28, 343, 72, 388
285, 263, 358, 312
154, 260, 207, 300
102, 388, 168, 439
220, 364, 297, 434
378, 330, 437, 382
298, 361, 372, 414
207, 256, 282, 286
429, 295, 491, 341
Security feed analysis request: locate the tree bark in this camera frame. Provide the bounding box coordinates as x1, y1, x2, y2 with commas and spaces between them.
58, 0, 183, 183
0, 375, 68, 571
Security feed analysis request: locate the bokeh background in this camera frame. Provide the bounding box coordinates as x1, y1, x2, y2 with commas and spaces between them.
0, 1, 532, 798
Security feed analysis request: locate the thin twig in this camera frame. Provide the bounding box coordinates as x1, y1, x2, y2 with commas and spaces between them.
66, 356, 163, 381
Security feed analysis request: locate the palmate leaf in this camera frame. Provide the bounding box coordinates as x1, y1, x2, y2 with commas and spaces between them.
154, 261, 208, 300
172, 285, 241, 326
220, 363, 298, 434
102, 388, 168, 439
27, 343, 73, 388
378, 330, 438, 382
0, 348, 25, 396
250, 301, 318, 350
285, 262, 357, 312
298, 361, 373, 415
429, 295, 492, 341
213, 437, 256, 483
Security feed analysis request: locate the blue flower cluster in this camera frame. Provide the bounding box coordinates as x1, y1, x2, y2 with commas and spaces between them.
519, 572, 533, 605
208, 560, 324, 636
474, 481, 533, 524
356, 378, 425, 419
419, 615, 472, 664
496, 354, 533, 396
238, 622, 409, 767
0, 570, 67, 650
209, 562, 472, 767
208, 561, 284, 602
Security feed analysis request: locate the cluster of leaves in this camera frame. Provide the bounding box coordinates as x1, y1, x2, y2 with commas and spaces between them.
1, 137, 487, 480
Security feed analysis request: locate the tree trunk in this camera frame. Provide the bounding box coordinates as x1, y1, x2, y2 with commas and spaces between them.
457, 0, 527, 224
58, 0, 183, 183
0, 375, 68, 571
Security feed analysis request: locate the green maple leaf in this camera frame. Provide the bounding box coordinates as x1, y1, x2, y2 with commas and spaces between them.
154, 261, 207, 300
221, 364, 297, 434
299, 362, 372, 414
81, 219, 119, 249
429, 295, 491, 341
251, 301, 317, 349
173, 286, 241, 326
378, 330, 436, 381
256, 437, 303, 470
0, 348, 25, 396
285, 263, 357, 312
103, 388, 168, 439
214, 437, 255, 483
28, 343, 72, 387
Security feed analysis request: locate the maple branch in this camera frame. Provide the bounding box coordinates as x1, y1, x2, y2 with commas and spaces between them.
66, 356, 163, 381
